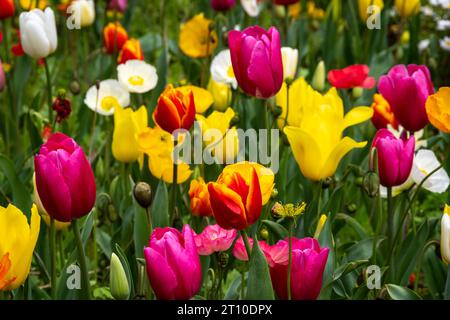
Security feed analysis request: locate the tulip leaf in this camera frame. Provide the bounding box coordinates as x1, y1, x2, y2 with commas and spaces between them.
335, 213, 368, 240
0, 154, 32, 212
386, 284, 422, 300
246, 236, 274, 300
262, 220, 288, 240
133, 202, 150, 259
151, 180, 169, 228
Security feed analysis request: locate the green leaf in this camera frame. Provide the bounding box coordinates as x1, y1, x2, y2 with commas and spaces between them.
262, 220, 288, 240
151, 180, 169, 228
0, 154, 32, 212
133, 202, 150, 259
335, 213, 368, 240
95, 228, 112, 259
386, 284, 422, 300
246, 236, 274, 300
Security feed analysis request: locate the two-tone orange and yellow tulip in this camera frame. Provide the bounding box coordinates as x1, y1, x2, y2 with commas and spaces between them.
103, 22, 128, 54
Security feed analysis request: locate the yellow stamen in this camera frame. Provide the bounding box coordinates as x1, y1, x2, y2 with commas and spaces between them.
128, 75, 145, 86
101, 96, 120, 111
227, 66, 235, 78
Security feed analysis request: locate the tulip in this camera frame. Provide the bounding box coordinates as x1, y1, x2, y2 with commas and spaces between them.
281, 78, 373, 181
153, 84, 196, 135
19, 0, 46, 10
179, 14, 218, 59
34, 133, 96, 222
70, 0, 95, 28
194, 224, 237, 255
240, 0, 264, 17
118, 38, 143, 64
110, 253, 130, 300
371, 94, 399, 130
109, 0, 127, 12
208, 165, 262, 230
211, 0, 236, 11
0, 204, 40, 291
144, 225, 202, 300
327, 64, 376, 89
395, 0, 420, 18
426, 87, 450, 134
441, 205, 450, 265
311, 60, 326, 91
372, 129, 415, 188
19, 7, 57, 59
267, 237, 329, 300
0, 0, 15, 19
207, 78, 232, 112
378, 64, 434, 132
177, 85, 213, 114
112, 106, 147, 163
189, 177, 213, 217
103, 22, 128, 54
228, 26, 283, 98
0, 60, 5, 92
281, 47, 298, 81
357, 0, 384, 21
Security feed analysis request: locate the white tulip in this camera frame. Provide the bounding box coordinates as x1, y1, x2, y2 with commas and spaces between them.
69, 0, 96, 28
441, 205, 450, 265
19, 8, 58, 59
241, 0, 264, 17
281, 47, 299, 81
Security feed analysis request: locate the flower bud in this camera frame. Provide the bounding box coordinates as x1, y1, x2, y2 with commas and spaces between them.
363, 171, 380, 198
352, 87, 363, 99
218, 252, 229, 268
133, 182, 152, 209
271, 105, 283, 118
312, 60, 325, 92
110, 253, 130, 300
69, 80, 81, 95
260, 228, 269, 240
271, 188, 279, 199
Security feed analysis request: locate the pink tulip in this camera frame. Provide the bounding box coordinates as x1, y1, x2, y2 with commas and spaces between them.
232, 236, 271, 261
211, 0, 236, 11
108, 0, 127, 12
144, 225, 202, 300
0, 59, 5, 91
228, 26, 283, 99
267, 237, 329, 300
372, 129, 415, 188
378, 64, 434, 132
194, 224, 237, 256
34, 133, 96, 222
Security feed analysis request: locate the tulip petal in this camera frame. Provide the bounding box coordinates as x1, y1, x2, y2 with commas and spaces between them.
245, 168, 262, 225
144, 247, 178, 300
247, 40, 275, 98
343, 107, 374, 130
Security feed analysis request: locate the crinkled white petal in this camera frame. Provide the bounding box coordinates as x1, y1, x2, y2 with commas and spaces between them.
84, 79, 130, 116
210, 49, 237, 89
117, 60, 158, 94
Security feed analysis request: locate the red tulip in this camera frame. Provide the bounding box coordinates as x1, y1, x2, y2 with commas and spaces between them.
0, 0, 14, 20
210, 0, 236, 11
328, 64, 376, 89
34, 133, 96, 222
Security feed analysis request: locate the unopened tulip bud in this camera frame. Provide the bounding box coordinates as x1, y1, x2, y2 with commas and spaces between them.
133, 182, 152, 209
312, 61, 325, 92
110, 253, 130, 300
363, 171, 380, 198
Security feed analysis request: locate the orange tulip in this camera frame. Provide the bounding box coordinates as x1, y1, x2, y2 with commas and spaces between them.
104, 22, 128, 54
0, 253, 15, 290
189, 177, 213, 217
208, 166, 262, 230
118, 38, 144, 64
0, 0, 14, 20
371, 94, 399, 130
153, 84, 196, 134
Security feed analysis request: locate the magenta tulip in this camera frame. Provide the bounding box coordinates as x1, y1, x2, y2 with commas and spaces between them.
0, 59, 5, 92
194, 224, 237, 256
34, 133, 96, 222
267, 237, 329, 300
144, 225, 202, 300
210, 0, 236, 11
273, 0, 300, 5
228, 26, 283, 99
108, 0, 127, 12
378, 64, 434, 132
372, 129, 415, 188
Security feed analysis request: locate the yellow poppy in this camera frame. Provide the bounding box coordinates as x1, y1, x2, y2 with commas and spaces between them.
426, 87, 450, 134
179, 13, 218, 58
282, 78, 373, 181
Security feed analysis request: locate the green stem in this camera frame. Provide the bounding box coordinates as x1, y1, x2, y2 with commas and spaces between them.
44, 58, 53, 124
240, 230, 252, 261
445, 265, 450, 300
387, 187, 394, 248
287, 222, 293, 300
146, 206, 153, 235
170, 138, 179, 223
73, 219, 91, 300
49, 218, 57, 299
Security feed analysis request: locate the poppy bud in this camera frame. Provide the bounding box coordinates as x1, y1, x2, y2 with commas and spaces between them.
69, 80, 81, 95
133, 182, 152, 209
363, 171, 380, 198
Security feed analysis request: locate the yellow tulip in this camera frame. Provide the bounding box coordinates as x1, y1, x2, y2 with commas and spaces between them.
0, 204, 40, 291
33, 174, 70, 231
282, 78, 373, 181
357, 0, 384, 21
112, 106, 148, 163
137, 127, 192, 184
395, 0, 420, 18
207, 78, 232, 112
20, 0, 47, 10
219, 162, 275, 205
178, 85, 214, 114
196, 108, 239, 164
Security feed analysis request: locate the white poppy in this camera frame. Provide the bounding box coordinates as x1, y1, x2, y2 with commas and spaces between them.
84, 79, 130, 116
437, 20, 450, 31
281, 47, 298, 81
117, 60, 158, 94
440, 36, 450, 52
387, 124, 427, 151
380, 176, 414, 198
430, 0, 450, 9
240, 0, 264, 17
19, 7, 58, 59
418, 39, 430, 52
411, 149, 450, 193
210, 50, 237, 89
